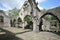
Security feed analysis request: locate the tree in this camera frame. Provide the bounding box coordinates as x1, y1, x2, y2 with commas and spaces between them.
8, 7, 20, 18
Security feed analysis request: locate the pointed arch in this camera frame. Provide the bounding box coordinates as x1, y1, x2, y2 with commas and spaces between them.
24, 15, 32, 23
39, 12, 60, 31
17, 17, 22, 22
40, 12, 60, 22
24, 15, 33, 29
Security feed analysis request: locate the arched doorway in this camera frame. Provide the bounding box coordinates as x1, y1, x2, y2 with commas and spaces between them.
18, 17, 22, 23
39, 12, 60, 32
24, 15, 33, 30
17, 17, 22, 27
0, 16, 4, 27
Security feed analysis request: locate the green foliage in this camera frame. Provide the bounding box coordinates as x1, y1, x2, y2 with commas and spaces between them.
8, 7, 20, 18
44, 15, 57, 26
44, 15, 52, 20
44, 15, 56, 20
24, 15, 31, 23
50, 21, 57, 26
18, 17, 22, 22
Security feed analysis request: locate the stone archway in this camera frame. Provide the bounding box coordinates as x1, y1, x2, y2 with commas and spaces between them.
17, 17, 22, 23
0, 16, 4, 27
24, 15, 31, 23
24, 15, 33, 29
39, 12, 60, 32
17, 17, 22, 27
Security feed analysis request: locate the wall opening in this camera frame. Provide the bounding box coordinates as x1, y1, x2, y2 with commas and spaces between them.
0, 16, 4, 27
24, 15, 33, 30
0, 16, 4, 23
39, 12, 60, 31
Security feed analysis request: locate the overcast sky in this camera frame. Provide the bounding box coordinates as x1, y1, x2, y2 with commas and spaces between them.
0, 0, 60, 11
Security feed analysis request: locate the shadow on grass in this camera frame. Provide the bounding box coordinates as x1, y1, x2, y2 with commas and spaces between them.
0, 28, 23, 40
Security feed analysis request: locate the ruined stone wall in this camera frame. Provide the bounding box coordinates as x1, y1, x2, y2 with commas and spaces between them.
0, 12, 10, 27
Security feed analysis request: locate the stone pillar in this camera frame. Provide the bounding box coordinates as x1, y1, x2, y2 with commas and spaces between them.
16, 19, 18, 28
33, 18, 39, 33
22, 22, 25, 29
56, 21, 59, 32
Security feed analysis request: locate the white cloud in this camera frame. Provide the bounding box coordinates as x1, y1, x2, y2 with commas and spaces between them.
0, 3, 11, 11
49, 6, 58, 9
0, 0, 46, 11
38, 5, 44, 10
36, 0, 46, 3
0, 0, 26, 11
36, 0, 46, 10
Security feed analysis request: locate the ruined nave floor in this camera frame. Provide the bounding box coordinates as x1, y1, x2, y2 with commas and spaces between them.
0, 27, 60, 40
